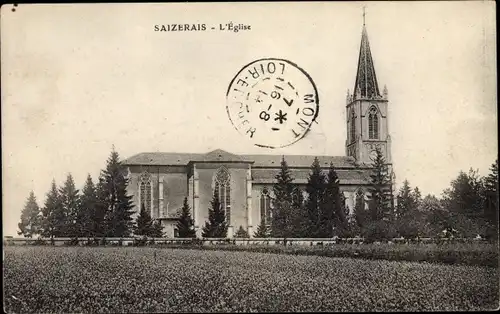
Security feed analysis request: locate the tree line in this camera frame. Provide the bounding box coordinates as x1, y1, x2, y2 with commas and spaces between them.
177, 148, 498, 241
18, 148, 163, 239
18, 147, 498, 241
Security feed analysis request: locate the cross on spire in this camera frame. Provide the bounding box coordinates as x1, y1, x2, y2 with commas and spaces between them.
363, 6, 366, 26
353, 8, 381, 100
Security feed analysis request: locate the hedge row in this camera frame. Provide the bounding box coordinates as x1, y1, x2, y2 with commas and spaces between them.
160, 242, 499, 268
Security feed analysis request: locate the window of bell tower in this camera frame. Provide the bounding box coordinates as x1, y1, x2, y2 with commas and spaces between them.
350, 109, 356, 143
368, 106, 379, 139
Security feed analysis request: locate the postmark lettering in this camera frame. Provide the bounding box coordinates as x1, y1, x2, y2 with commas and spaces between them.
226, 58, 319, 148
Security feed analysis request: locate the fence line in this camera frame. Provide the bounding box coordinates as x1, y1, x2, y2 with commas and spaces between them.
3, 236, 488, 247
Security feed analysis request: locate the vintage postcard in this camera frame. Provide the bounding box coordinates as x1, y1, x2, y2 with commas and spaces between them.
2, 2, 498, 313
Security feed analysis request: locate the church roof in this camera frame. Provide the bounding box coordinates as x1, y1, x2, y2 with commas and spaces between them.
251, 168, 372, 185
122, 152, 201, 166
197, 149, 246, 163
353, 24, 381, 99
123, 150, 357, 168
244, 155, 356, 168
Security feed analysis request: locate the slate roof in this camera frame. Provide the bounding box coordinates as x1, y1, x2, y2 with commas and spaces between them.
123, 152, 201, 166
123, 149, 357, 169
243, 155, 355, 168
354, 25, 381, 99
251, 168, 372, 185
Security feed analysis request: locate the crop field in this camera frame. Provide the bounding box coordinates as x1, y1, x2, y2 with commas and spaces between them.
4, 247, 499, 313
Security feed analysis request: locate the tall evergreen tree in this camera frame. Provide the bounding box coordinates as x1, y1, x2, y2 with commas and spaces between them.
78, 174, 97, 237
59, 173, 80, 237
41, 179, 63, 239
134, 202, 153, 236
340, 193, 349, 221
271, 156, 295, 237
366, 147, 392, 222
290, 187, 306, 237
100, 147, 135, 237
304, 157, 326, 237
412, 186, 422, 209
93, 175, 108, 237
353, 188, 367, 230
202, 189, 228, 238
395, 180, 425, 238
18, 191, 41, 238
362, 148, 395, 241
324, 163, 347, 237
396, 180, 415, 219
176, 197, 196, 238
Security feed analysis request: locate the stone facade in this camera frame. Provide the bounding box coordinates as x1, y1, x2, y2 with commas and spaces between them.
122, 150, 375, 238
122, 22, 393, 238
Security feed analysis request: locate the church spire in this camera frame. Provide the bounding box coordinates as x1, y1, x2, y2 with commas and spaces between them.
353, 11, 381, 100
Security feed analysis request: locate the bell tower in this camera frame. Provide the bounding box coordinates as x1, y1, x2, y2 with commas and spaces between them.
345, 13, 392, 167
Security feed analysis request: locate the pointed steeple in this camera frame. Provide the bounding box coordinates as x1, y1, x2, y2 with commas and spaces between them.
353, 19, 381, 100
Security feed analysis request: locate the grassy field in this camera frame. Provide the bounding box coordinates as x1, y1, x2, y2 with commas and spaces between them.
4, 247, 499, 313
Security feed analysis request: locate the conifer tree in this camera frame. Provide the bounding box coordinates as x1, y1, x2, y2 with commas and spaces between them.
366, 147, 392, 222
92, 176, 108, 237
396, 179, 415, 219
176, 197, 196, 238
18, 191, 41, 238
134, 202, 153, 236
290, 187, 307, 237
361, 148, 396, 241
100, 147, 135, 237
234, 226, 249, 238
41, 179, 63, 239
150, 220, 164, 238
413, 186, 422, 209
354, 188, 366, 229
304, 157, 326, 237
202, 189, 228, 238
59, 173, 80, 237
340, 193, 350, 223
253, 219, 271, 238
324, 163, 347, 237
396, 180, 425, 238
271, 156, 295, 238
78, 174, 97, 237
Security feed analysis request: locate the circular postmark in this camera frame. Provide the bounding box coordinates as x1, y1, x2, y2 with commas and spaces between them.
226, 58, 319, 148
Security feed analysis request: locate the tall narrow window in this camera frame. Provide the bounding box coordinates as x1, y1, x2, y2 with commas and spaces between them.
350, 109, 356, 143
215, 167, 231, 225
260, 187, 272, 226
368, 107, 379, 139
139, 171, 152, 214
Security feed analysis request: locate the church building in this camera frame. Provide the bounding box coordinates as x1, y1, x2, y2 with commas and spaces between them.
122, 21, 393, 238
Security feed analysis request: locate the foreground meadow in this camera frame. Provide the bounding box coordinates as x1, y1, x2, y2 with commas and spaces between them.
4, 247, 499, 313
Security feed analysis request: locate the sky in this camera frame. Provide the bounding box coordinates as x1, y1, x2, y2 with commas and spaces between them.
1, 2, 497, 237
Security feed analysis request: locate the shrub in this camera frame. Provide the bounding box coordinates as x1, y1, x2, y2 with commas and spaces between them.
234, 226, 249, 238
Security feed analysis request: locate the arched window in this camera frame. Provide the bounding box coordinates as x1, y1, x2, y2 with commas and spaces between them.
215, 167, 231, 225
139, 171, 153, 215
350, 109, 356, 143
260, 187, 272, 226
368, 107, 379, 139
